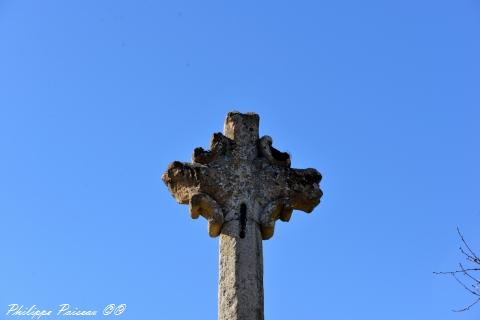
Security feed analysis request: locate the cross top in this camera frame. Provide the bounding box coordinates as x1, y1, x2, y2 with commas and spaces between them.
162, 112, 323, 320
162, 111, 322, 239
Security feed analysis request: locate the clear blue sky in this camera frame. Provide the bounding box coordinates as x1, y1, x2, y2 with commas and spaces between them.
1, 1, 479, 319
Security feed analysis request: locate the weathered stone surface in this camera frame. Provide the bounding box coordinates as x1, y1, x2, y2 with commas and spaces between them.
162, 112, 322, 320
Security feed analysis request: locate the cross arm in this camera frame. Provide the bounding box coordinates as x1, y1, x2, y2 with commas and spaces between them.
259, 167, 322, 240
162, 161, 225, 237
287, 167, 323, 213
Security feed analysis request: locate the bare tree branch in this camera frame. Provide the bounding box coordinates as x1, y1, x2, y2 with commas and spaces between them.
435, 227, 480, 312
453, 298, 480, 313
457, 227, 479, 263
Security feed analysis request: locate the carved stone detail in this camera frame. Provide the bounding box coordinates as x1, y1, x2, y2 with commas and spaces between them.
189, 193, 224, 237
258, 135, 291, 167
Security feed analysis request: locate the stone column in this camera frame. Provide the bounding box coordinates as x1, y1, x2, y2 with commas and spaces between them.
219, 112, 264, 320
219, 214, 264, 320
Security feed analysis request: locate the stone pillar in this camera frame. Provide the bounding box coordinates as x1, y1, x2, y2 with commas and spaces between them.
219, 216, 264, 320
219, 112, 264, 320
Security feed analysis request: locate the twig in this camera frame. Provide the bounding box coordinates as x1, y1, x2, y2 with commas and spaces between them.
434, 227, 480, 312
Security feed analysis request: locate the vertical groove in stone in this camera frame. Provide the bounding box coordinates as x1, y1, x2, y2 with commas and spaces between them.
219, 220, 264, 320
239, 203, 247, 239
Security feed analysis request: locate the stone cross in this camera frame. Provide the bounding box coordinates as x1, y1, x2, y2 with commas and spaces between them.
162, 112, 323, 320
